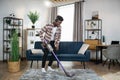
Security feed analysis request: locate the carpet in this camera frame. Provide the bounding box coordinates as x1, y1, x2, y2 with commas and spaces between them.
19, 69, 103, 80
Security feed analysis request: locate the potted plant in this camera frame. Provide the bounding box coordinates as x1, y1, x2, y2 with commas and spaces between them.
8, 29, 20, 72
6, 19, 11, 25
27, 11, 39, 28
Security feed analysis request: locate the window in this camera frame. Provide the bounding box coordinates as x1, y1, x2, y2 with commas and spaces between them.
57, 4, 74, 41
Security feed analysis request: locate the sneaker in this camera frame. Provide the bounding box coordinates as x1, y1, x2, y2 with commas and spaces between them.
41, 68, 46, 73
47, 66, 54, 71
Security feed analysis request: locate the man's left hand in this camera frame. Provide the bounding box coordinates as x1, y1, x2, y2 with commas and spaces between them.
55, 45, 59, 50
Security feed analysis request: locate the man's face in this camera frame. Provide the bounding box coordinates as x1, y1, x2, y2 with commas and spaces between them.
55, 20, 62, 27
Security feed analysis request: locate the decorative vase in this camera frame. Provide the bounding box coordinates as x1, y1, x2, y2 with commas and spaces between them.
32, 25, 35, 28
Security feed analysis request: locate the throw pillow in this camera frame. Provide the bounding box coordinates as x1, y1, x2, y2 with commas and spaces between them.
78, 44, 89, 54
31, 49, 44, 54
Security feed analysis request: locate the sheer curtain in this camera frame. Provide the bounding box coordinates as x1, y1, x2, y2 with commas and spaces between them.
73, 1, 84, 41
57, 4, 74, 41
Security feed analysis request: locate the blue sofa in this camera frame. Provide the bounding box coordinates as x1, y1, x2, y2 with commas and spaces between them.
26, 41, 90, 68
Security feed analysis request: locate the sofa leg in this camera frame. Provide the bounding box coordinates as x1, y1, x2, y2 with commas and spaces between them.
83, 62, 85, 69
30, 60, 33, 68
81, 62, 83, 64
37, 60, 39, 68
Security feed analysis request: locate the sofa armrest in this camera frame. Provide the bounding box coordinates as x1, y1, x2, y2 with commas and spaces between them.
84, 50, 91, 61
26, 49, 32, 60
26, 49, 43, 61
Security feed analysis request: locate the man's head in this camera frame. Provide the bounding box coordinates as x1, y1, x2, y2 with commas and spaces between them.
54, 15, 64, 27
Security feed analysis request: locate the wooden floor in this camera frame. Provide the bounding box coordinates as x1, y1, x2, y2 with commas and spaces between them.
0, 60, 120, 80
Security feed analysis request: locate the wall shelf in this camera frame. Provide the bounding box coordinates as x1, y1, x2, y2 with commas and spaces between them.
84, 19, 102, 50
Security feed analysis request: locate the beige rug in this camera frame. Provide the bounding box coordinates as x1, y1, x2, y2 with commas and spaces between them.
102, 71, 120, 80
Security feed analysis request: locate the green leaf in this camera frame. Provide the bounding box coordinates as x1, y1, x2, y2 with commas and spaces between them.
10, 29, 19, 61
27, 11, 39, 24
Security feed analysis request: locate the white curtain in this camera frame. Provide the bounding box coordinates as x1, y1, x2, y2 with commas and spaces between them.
57, 4, 74, 41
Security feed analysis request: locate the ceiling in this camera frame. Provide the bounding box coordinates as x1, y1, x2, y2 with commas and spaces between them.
49, 0, 82, 6
50, 0, 75, 3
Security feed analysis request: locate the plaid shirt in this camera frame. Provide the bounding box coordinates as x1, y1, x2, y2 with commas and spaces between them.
39, 24, 61, 46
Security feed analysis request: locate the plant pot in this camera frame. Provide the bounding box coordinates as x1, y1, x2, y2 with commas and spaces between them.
32, 25, 35, 28
8, 60, 20, 72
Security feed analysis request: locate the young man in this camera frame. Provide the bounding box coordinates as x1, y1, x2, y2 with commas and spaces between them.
39, 15, 64, 72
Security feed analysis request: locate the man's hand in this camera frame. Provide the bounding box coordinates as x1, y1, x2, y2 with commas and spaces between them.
41, 42, 47, 48
55, 44, 59, 50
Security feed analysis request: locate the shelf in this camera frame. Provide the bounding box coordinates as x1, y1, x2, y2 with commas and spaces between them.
3, 17, 24, 61
3, 51, 11, 53
9, 24, 23, 26
3, 28, 21, 30
4, 17, 23, 20
85, 29, 101, 31
84, 19, 102, 50
3, 28, 13, 30
85, 19, 102, 21
3, 40, 11, 42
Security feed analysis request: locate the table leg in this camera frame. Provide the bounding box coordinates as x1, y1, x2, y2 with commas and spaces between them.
100, 48, 103, 63
96, 46, 99, 64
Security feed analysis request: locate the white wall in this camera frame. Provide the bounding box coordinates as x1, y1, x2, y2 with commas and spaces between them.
83, 0, 120, 44
0, 0, 50, 60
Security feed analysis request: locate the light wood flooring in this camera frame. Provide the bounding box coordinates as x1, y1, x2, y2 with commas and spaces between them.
0, 60, 120, 80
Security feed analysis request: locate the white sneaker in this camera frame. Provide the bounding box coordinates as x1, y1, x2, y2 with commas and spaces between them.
47, 66, 54, 71
41, 68, 46, 73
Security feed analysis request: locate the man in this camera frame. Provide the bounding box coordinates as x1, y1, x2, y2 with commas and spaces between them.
39, 15, 64, 72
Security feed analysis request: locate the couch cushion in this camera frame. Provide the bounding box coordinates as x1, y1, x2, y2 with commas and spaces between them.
31, 49, 44, 54
34, 41, 43, 49
57, 54, 86, 61
58, 42, 83, 54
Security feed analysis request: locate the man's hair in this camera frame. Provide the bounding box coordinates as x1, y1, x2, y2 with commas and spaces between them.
55, 15, 64, 22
